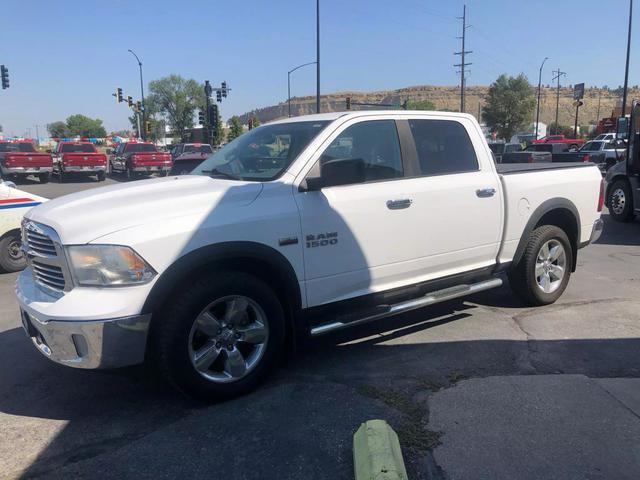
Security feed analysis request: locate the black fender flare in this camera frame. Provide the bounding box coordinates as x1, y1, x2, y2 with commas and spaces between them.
141, 241, 302, 318
511, 198, 581, 270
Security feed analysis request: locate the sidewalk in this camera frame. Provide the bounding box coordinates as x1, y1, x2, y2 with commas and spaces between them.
429, 375, 640, 480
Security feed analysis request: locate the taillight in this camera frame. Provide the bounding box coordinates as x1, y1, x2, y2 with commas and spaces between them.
598, 179, 604, 212
583, 154, 590, 162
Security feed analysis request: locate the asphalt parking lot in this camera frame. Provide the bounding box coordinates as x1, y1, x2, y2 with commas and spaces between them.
1, 177, 640, 479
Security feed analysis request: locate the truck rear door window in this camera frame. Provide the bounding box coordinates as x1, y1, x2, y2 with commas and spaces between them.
408, 119, 479, 175
320, 120, 403, 183
61, 144, 96, 153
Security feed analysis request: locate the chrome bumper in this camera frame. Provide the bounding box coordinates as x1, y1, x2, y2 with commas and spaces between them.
1, 166, 53, 174
20, 309, 151, 369
61, 166, 106, 173
589, 218, 604, 244
132, 166, 170, 172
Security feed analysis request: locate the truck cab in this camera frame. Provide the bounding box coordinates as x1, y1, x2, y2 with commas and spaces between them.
605, 100, 640, 222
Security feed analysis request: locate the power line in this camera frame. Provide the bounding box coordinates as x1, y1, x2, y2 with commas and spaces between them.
454, 4, 472, 113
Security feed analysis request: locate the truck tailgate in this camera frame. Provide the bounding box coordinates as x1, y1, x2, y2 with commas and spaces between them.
62, 153, 106, 166
3, 152, 52, 167
131, 152, 171, 166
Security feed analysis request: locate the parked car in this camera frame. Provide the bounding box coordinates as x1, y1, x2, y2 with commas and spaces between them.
525, 143, 603, 165
0, 140, 53, 184
532, 135, 585, 150
0, 179, 46, 272
594, 133, 617, 142
605, 102, 640, 222
488, 142, 523, 163
16, 111, 604, 401
109, 141, 172, 179
52, 142, 107, 182
500, 144, 552, 163
170, 143, 214, 175
579, 140, 626, 173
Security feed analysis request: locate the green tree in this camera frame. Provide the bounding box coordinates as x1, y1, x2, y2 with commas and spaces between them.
226, 116, 244, 142
482, 74, 536, 141
212, 110, 224, 146
65, 114, 107, 137
146, 75, 205, 142
47, 121, 69, 138
250, 113, 261, 128
406, 99, 436, 110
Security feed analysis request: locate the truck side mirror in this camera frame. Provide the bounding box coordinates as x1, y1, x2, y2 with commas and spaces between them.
305, 157, 366, 191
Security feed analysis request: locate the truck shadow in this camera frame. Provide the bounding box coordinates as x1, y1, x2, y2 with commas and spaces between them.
2, 298, 640, 478
595, 212, 640, 247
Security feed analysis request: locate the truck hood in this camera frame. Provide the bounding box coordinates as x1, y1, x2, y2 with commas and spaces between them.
26, 175, 263, 244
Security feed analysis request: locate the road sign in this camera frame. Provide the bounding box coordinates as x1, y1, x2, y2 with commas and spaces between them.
573, 83, 585, 100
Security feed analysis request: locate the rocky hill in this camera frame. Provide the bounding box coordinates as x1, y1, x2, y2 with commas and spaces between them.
239, 85, 640, 129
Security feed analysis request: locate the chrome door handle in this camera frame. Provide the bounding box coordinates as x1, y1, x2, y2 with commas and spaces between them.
476, 188, 496, 198
386, 199, 412, 210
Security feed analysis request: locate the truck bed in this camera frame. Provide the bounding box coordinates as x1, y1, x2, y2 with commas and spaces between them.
496, 162, 596, 174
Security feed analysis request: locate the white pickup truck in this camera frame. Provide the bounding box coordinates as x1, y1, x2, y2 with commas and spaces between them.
16, 111, 604, 400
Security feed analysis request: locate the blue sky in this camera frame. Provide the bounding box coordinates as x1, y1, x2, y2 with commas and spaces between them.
0, 0, 637, 136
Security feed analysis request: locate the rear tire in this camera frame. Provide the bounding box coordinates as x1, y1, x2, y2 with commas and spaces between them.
508, 225, 573, 306
58, 171, 65, 183
153, 272, 286, 402
38, 172, 50, 184
96, 171, 105, 182
0, 232, 26, 273
608, 179, 635, 222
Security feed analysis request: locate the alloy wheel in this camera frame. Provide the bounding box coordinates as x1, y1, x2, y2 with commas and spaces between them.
535, 239, 566, 294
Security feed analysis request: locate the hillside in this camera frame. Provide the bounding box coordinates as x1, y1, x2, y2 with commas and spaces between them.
239, 85, 640, 129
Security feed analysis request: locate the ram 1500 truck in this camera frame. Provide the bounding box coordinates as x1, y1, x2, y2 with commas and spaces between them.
109, 141, 172, 179
53, 142, 107, 182
16, 111, 604, 401
0, 141, 53, 183
170, 143, 214, 175
0, 180, 46, 272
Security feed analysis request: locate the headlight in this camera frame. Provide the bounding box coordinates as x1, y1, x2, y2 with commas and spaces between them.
67, 245, 156, 287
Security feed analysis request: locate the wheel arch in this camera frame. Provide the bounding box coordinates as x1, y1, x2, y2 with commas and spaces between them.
512, 198, 581, 272
142, 241, 303, 347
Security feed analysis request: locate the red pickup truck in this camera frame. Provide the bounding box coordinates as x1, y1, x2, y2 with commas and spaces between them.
0, 140, 53, 183
53, 142, 107, 182
109, 141, 172, 179
532, 135, 585, 150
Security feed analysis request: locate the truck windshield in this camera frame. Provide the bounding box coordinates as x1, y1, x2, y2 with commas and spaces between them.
126, 144, 157, 153
0, 143, 35, 152
193, 120, 330, 181
61, 144, 96, 153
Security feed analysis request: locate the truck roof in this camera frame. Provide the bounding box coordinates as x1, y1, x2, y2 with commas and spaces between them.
269, 110, 476, 125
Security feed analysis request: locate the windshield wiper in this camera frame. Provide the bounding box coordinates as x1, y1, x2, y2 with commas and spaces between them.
202, 168, 242, 180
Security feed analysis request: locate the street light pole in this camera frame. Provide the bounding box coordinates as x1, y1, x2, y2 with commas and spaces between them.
535, 57, 549, 140
128, 49, 146, 140
288, 61, 317, 117
621, 0, 633, 122
316, 0, 321, 113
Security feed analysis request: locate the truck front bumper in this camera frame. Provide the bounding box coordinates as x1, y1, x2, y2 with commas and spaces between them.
589, 218, 604, 244
16, 268, 152, 369
1, 165, 53, 175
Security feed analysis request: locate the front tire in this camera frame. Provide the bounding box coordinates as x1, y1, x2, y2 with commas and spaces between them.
508, 225, 573, 306
608, 179, 635, 222
0, 232, 26, 273
153, 272, 286, 401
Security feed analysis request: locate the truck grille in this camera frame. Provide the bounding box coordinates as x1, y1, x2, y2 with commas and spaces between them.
25, 229, 57, 257
31, 261, 66, 290
22, 220, 69, 293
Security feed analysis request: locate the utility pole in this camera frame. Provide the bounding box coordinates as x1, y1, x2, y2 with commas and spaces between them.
535, 57, 549, 140
552, 68, 566, 134
454, 4, 472, 113
316, 0, 321, 113
621, 0, 633, 122
596, 90, 602, 121
204, 81, 213, 145
35, 125, 40, 145
128, 50, 146, 140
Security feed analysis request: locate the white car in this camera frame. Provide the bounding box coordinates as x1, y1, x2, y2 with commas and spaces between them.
594, 133, 617, 141
0, 180, 47, 272
15, 111, 604, 401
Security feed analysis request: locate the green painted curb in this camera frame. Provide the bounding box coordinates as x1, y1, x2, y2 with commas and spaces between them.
353, 419, 408, 480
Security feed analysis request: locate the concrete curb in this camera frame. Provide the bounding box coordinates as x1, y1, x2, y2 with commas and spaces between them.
353, 419, 408, 480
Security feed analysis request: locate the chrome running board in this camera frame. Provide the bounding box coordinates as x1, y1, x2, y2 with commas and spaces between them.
310, 277, 503, 336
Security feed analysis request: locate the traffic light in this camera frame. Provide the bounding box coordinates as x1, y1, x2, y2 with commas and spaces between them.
145, 121, 151, 137
221, 81, 228, 98
136, 101, 142, 112
346, 97, 351, 110
208, 104, 219, 128
1, 65, 9, 90
127, 96, 133, 107
216, 90, 222, 102
116, 87, 123, 103
198, 110, 205, 125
